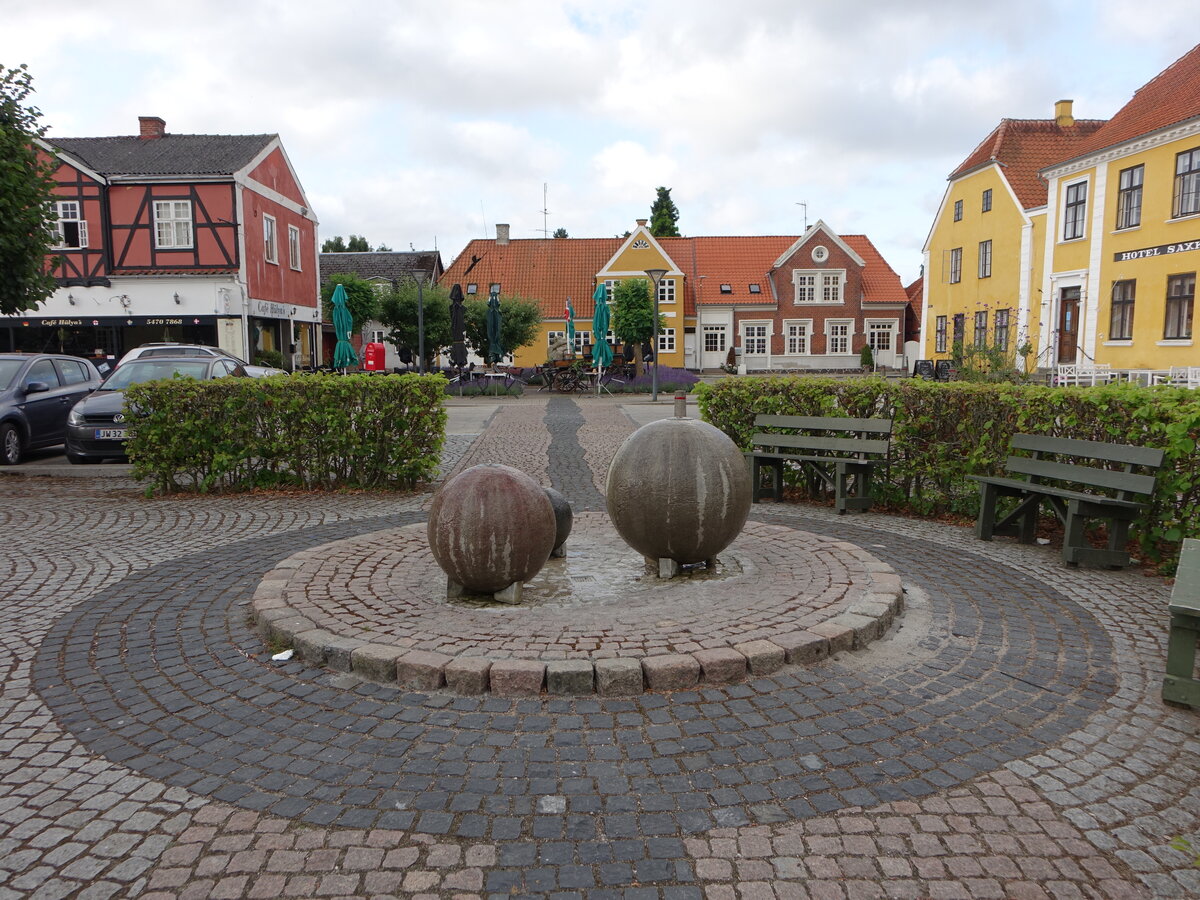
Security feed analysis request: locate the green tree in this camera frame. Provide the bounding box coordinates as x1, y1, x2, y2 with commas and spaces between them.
346, 234, 370, 252
611, 279, 663, 376
321, 235, 347, 252
375, 243, 393, 251
376, 279, 451, 370
464, 295, 542, 364
0, 64, 59, 315
649, 186, 680, 237
553, 227, 568, 239
320, 274, 379, 336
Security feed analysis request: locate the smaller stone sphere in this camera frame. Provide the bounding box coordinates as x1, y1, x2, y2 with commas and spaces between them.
428, 464, 556, 594
543, 487, 573, 553
606, 418, 751, 565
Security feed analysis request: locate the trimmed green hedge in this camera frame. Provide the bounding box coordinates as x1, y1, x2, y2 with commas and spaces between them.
125, 373, 447, 493
697, 376, 1200, 569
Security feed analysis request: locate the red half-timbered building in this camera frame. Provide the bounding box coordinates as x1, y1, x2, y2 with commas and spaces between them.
2, 117, 320, 370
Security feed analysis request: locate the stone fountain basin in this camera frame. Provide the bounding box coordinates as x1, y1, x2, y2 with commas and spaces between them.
253, 512, 904, 696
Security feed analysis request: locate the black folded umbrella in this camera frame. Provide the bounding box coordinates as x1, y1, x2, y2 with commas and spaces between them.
449, 283, 468, 368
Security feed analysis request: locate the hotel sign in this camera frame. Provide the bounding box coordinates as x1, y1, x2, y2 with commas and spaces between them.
1114, 238, 1200, 262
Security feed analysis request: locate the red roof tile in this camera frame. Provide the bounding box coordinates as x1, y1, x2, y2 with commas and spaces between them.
950, 118, 1105, 209
1071, 42, 1200, 158
441, 233, 906, 316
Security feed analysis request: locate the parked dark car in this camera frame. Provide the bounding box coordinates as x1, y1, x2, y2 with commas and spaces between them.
0, 353, 103, 464
65, 356, 246, 463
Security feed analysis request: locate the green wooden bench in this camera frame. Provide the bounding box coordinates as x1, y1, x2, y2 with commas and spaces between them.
970, 434, 1164, 568
747, 415, 892, 513
1163, 538, 1200, 708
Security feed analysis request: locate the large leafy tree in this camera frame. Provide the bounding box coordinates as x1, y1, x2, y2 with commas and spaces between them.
552, 227, 568, 239
649, 186, 680, 237
464, 294, 542, 364
321, 235, 347, 252
0, 64, 59, 315
376, 279, 451, 370
321, 234, 392, 252
611, 279, 664, 375
320, 273, 379, 332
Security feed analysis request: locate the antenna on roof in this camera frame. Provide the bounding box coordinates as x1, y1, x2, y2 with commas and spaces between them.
796, 201, 808, 231
537, 182, 550, 238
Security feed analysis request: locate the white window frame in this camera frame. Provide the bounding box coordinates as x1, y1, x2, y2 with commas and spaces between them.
658, 328, 676, 353
794, 269, 844, 304
369, 329, 385, 344
263, 214, 278, 264
742, 322, 770, 356
52, 200, 88, 249
702, 325, 727, 353
865, 320, 894, 353
978, 239, 992, 278
288, 225, 301, 270
153, 200, 193, 249
948, 248, 962, 284
785, 320, 812, 355
826, 320, 853, 355
575, 330, 592, 354
1062, 179, 1088, 242
658, 278, 676, 304
604, 279, 617, 301
547, 330, 564, 348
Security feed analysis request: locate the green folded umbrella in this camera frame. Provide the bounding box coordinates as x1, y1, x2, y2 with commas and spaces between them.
331, 284, 359, 370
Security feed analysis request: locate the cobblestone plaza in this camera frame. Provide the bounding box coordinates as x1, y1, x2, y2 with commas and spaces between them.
1, 394, 1198, 899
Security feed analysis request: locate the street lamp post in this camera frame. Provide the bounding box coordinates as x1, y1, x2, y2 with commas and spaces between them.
644, 268, 666, 401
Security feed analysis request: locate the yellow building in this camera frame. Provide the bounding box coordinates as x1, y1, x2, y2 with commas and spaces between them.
1040, 44, 1200, 369
922, 104, 1103, 370
925, 43, 1200, 375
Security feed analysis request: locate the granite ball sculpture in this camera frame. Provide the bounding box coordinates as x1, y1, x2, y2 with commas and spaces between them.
606, 418, 752, 576
428, 464, 557, 603
543, 487, 573, 558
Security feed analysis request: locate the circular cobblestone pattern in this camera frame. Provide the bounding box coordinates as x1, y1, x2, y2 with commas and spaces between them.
252, 513, 903, 695
33, 512, 1117, 839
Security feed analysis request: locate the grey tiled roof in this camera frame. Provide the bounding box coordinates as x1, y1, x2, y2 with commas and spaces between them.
48, 134, 276, 177
319, 251, 444, 284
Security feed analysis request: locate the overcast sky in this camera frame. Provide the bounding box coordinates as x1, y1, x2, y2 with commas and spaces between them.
3, 0, 1197, 283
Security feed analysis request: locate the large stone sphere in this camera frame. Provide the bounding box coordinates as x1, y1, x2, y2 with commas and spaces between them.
543, 486, 573, 556
428, 464, 557, 594
606, 418, 751, 565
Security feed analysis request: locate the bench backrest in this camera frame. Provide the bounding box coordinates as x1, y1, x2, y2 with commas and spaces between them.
752, 415, 892, 458
1171, 539, 1200, 614
1005, 433, 1164, 500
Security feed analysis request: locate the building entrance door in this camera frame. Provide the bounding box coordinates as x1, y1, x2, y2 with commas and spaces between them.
1057, 287, 1080, 364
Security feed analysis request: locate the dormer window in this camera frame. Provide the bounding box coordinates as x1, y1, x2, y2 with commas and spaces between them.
466, 283, 477, 294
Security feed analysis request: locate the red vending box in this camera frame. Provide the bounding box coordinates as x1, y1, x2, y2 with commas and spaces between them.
363, 342, 386, 371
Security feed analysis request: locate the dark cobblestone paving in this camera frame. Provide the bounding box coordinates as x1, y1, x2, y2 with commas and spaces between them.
546, 396, 606, 510
34, 511, 1114, 846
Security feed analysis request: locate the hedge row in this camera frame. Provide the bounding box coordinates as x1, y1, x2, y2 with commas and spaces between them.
125, 373, 447, 493
696, 377, 1200, 569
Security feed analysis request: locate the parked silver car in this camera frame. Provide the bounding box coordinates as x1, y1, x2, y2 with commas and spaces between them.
117, 343, 286, 378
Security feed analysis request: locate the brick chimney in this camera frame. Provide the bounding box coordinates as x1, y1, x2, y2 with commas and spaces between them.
1054, 100, 1074, 127
636, 219, 648, 227
139, 116, 166, 139
496, 223, 510, 245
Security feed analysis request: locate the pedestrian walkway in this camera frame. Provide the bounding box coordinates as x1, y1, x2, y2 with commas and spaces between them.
0, 394, 1196, 899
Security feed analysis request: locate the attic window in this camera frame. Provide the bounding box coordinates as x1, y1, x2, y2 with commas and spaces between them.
489, 283, 501, 296
720, 284, 732, 294
466, 283, 477, 294
748, 284, 761, 294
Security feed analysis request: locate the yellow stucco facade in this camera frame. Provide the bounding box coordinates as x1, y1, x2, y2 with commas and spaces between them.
1042, 128, 1200, 369
923, 165, 1037, 368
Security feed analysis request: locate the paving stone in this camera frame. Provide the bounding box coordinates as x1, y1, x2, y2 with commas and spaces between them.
733, 640, 785, 675
595, 658, 644, 696
350, 644, 406, 683
489, 659, 546, 697
444, 657, 492, 695
546, 660, 594, 695
395, 650, 451, 689
642, 654, 701, 691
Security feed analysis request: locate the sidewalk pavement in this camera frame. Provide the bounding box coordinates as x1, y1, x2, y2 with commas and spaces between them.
0, 393, 1196, 900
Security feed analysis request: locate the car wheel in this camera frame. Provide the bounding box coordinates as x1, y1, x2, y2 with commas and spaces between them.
0, 423, 22, 465
66, 452, 87, 465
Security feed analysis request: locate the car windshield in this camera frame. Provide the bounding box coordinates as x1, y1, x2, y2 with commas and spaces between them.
102, 360, 211, 389
0, 359, 25, 391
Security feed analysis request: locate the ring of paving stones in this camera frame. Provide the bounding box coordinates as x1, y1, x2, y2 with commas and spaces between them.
252, 513, 905, 696
34, 511, 1117, 836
